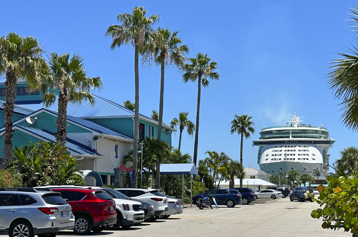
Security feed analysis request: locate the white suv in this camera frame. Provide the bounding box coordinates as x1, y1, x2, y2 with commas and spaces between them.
115, 188, 168, 221
0, 188, 74, 237
102, 187, 144, 229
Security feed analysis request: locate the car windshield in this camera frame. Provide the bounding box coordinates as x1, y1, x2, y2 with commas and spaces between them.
93, 191, 113, 200
106, 189, 130, 200
42, 193, 67, 205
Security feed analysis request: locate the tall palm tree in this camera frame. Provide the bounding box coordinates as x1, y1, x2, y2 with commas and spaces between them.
0, 32, 47, 169
336, 146, 358, 174
328, 7, 358, 131
170, 112, 195, 151
230, 114, 255, 187
183, 53, 219, 167
205, 151, 229, 188
145, 28, 188, 189
106, 6, 159, 187
40, 53, 103, 146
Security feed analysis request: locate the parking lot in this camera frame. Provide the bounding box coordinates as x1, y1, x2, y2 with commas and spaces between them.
2, 197, 350, 237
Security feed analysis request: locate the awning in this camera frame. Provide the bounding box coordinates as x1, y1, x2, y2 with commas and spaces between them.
160, 163, 198, 175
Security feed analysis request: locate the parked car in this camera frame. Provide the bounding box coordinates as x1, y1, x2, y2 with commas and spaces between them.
0, 188, 74, 237
115, 188, 168, 221
255, 189, 282, 199
277, 187, 291, 198
102, 187, 144, 229
290, 190, 312, 202
160, 194, 183, 218
133, 199, 155, 221
35, 186, 117, 234
234, 188, 256, 205
294, 186, 309, 192
206, 188, 241, 207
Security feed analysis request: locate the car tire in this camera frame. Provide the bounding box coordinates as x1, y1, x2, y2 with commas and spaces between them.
122, 225, 131, 229
112, 211, 123, 230
226, 199, 235, 208
92, 226, 105, 233
162, 215, 170, 219
290, 197, 293, 201
255, 195, 258, 199
242, 198, 249, 205
10, 220, 34, 237
271, 195, 276, 199
74, 215, 93, 235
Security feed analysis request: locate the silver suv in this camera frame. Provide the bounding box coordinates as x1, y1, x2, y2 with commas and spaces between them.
0, 188, 74, 237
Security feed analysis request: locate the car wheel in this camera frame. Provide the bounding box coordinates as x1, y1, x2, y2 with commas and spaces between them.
242, 198, 249, 205
74, 215, 93, 235
92, 226, 105, 233
112, 211, 123, 230
122, 225, 131, 229
290, 197, 293, 201
10, 220, 34, 237
226, 199, 235, 208
255, 195, 258, 199
162, 215, 170, 219
271, 195, 276, 199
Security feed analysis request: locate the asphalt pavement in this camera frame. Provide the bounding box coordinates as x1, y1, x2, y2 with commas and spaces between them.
0, 197, 352, 237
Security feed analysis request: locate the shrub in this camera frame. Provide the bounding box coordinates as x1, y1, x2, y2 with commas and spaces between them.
0, 169, 22, 187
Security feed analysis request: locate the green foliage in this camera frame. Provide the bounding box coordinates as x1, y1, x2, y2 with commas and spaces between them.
310, 174, 358, 236
9, 141, 84, 187
0, 169, 22, 187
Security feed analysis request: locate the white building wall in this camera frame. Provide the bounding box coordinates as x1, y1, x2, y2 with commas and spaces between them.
94, 138, 132, 174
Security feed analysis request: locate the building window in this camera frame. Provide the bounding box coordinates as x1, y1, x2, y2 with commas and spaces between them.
250, 176, 255, 179
147, 126, 154, 138
139, 123, 145, 141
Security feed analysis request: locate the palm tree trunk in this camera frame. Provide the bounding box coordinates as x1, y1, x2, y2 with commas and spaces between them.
240, 132, 244, 188
156, 58, 165, 189
133, 43, 140, 188
193, 75, 202, 167
56, 88, 68, 147
1, 70, 17, 169
178, 128, 183, 151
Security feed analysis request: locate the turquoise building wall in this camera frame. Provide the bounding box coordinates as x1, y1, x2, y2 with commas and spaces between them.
0, 130, 43, 156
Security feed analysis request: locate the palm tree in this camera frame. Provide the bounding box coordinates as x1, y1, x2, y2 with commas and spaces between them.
40, 53, 103, 146
123, 100, 135, 111
230, 114, 255, 187
226, 160, 244, 189
183, 53, 219, 167
144, 28, 188, 189
151, 110, 159, 121
0, 32, 47, 169
106, 6, 159, 187
328, 8, 358, 131
336, 146, 358, 174
170, 112, 195, 151
205, 151, 229, 188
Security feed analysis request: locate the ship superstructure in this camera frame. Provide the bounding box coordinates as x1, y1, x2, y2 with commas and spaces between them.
253, 112, 335, 178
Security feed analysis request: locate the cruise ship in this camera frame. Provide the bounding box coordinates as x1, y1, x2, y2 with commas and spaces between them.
252, 112, 335, 178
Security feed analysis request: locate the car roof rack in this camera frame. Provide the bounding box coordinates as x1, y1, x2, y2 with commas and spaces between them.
0, 188, 50, 192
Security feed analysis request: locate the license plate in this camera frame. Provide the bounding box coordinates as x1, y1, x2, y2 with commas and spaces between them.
110, 206, 114, 211
62, 211, 68, 217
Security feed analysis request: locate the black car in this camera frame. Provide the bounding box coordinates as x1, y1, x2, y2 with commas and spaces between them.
289, 190, 312, 202
234, 188, 256, 205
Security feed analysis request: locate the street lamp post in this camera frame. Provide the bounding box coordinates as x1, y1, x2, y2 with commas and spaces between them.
140, 142, 144, 188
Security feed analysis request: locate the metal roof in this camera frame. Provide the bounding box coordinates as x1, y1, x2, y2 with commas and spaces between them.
0, 125, 102, 157
160, 163, 198, 175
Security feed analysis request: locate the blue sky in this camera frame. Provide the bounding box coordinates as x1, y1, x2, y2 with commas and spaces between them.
1, 1, 358, 171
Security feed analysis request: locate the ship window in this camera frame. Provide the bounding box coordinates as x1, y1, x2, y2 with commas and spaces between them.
279, 158, 281, 160
265, 159, 268, 161
293, 158, 295, 160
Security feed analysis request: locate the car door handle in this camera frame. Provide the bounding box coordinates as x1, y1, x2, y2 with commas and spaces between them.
9, 209, 17, 212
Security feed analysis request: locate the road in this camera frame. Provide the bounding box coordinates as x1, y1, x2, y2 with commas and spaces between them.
1, 198, 352, 237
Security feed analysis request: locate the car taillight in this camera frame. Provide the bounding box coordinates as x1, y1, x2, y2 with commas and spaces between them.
122, 204, 130, 211
151, 198, 163, 202
38, 207, 59, 215
175, 201, 182, 205
250, 192, 254, 195
237, 194, 241, 198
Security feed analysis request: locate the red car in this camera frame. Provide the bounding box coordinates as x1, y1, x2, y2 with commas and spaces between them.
48, 187, 117, 235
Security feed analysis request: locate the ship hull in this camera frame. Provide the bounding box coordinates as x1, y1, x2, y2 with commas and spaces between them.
259, 161, 323, 178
